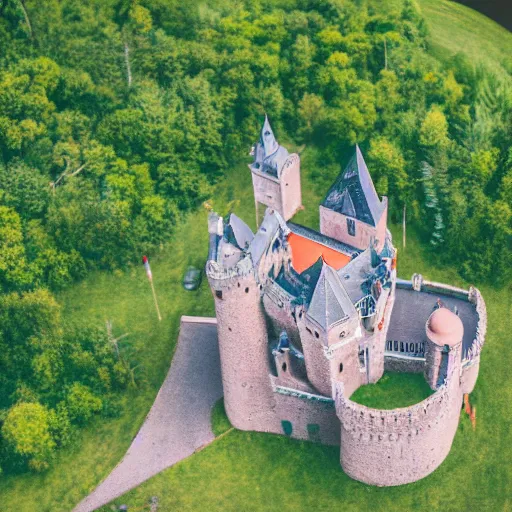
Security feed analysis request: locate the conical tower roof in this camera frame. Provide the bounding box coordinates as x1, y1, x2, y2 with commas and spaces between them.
260, 114, 280, 156
306, 261, 357, 333
322, 145, 385, 226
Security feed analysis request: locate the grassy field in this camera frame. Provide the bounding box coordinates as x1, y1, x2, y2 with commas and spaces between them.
100, 217, 511, 511
0, 1, 510, 511
420, 0, 512, 74
350, 372, 434, 409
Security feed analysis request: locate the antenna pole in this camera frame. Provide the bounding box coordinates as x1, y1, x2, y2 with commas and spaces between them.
402, 203, 406, 249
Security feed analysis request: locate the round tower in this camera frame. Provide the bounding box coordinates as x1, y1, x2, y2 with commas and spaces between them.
207, 258, 277, 431
424, 307, 463, 390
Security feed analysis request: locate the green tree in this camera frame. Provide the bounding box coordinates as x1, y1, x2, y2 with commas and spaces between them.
2, 402, 56, 471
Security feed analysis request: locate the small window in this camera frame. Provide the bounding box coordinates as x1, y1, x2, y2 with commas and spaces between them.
339, 363, 344, 373
347, 218, 356, 236
245, 287, 249, 293
215, 290, 223, 299
282, 362, 287, 372
281, 420, 293, 436
358, 348, 365, 368
315, 331, 319, 339
307, 423, 320, 442
339, 331, 346, 339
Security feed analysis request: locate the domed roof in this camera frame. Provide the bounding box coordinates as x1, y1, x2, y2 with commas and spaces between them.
426, 307, 464, 346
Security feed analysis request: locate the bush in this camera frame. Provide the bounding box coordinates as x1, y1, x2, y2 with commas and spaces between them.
2, 402, 56, 472
65, 383, 103, 424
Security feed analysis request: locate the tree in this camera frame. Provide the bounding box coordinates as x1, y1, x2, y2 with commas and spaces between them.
419, 106, 449, 148
2, 402, 56, 471
0, 205, 32, 290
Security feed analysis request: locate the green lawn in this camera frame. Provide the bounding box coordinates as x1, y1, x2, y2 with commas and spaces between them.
99, 213, 511, 511
420, 0, 512, 74
350, 372, 434, 409
1, 2, 511, 510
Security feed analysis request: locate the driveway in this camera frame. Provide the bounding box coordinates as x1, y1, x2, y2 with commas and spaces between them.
73, 317, 222, 512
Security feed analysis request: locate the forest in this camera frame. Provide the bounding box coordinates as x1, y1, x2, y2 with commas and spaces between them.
0, 0, 510, 474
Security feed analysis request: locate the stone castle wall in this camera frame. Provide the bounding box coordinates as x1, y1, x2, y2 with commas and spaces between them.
384, 356, 425, 373
208, 263, 277, 431
334, 351, 463, 486
262, 283, 301, 348
319, 200, 388, 252
280, 154, 302, 221
252, 171, 283, 217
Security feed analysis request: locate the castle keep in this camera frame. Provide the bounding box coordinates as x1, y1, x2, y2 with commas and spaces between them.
205, 117, 487, 487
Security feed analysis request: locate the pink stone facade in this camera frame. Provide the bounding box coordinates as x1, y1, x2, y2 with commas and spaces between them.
251, 153, 302, 222
203, 140, 487, 487
320, 200, 388, 252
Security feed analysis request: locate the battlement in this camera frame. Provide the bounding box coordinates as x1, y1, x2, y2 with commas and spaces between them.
335, 368, 454, 441
205, 256, 255, 289
466, 286, 486, 362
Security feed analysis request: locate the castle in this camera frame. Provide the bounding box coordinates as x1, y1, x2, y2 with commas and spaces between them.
205, 116, 486, 487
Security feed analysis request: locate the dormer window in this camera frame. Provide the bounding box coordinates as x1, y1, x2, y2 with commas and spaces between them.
347, 218, 356, 236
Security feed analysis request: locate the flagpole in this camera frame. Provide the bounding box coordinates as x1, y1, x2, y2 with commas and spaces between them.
143, 255, 162, 322
150, 279, 162, 322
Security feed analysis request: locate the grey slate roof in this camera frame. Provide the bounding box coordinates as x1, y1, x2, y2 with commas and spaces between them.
228, 213, 254, 250
322, 145, 385, 227
306, 262, 357, 332
337, 247, 376, 303
251, 115, 289, 178
248, 209, 282, 266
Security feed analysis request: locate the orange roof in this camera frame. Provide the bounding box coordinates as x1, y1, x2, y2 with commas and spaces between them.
287, 232, 351, 274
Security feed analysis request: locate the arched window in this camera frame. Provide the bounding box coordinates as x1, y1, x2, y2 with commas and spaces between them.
339, 363, 344, 373
281, 420, 293, 436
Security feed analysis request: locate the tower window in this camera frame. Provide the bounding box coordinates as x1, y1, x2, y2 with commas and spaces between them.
339, 363, 344, 373
281, 420, 293, 436
245, 287, 249, 293
347, 218, 356, 236
215, 290, 223, 299
282, 362, 287, 372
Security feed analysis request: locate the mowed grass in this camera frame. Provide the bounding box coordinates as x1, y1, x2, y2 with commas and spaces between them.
1, 2, 511, 509
419, 0, 512, 74
350, 372, 434, 409
100, 146, 512, 511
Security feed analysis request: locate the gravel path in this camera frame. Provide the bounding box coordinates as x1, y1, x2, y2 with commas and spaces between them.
73, 317, 222, 512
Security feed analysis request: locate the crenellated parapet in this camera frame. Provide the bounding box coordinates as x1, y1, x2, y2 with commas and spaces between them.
334, 357, 463, 486
334, 376, 452, 441
466, 286, 486, 362
206, 256, 255, 290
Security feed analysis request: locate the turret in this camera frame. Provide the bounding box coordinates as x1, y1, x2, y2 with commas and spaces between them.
424, 306, 463, 390
249, 115, 302, 223
320, 146, 388, 252
206, 212, 276, 431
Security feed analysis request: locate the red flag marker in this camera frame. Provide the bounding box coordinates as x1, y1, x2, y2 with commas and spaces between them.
142, 255, 161, 321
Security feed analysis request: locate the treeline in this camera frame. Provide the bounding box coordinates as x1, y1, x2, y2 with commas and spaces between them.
0, 0, 510, 471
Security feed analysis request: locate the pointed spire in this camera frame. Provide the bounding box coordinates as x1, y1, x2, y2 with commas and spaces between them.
322, 145, 385, 226
260, 114, 279, 157
307, 261, 357, 334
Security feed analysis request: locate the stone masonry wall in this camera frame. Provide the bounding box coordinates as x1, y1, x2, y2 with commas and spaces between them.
384, 355, 425, 373
334, 349, 463, 486
209, 265, 277, 431
280, 154, 302, 221
252, 171, 283, 216
297, 318, 333, 396
262, 287, 302, 348
319, 201, 388, 252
